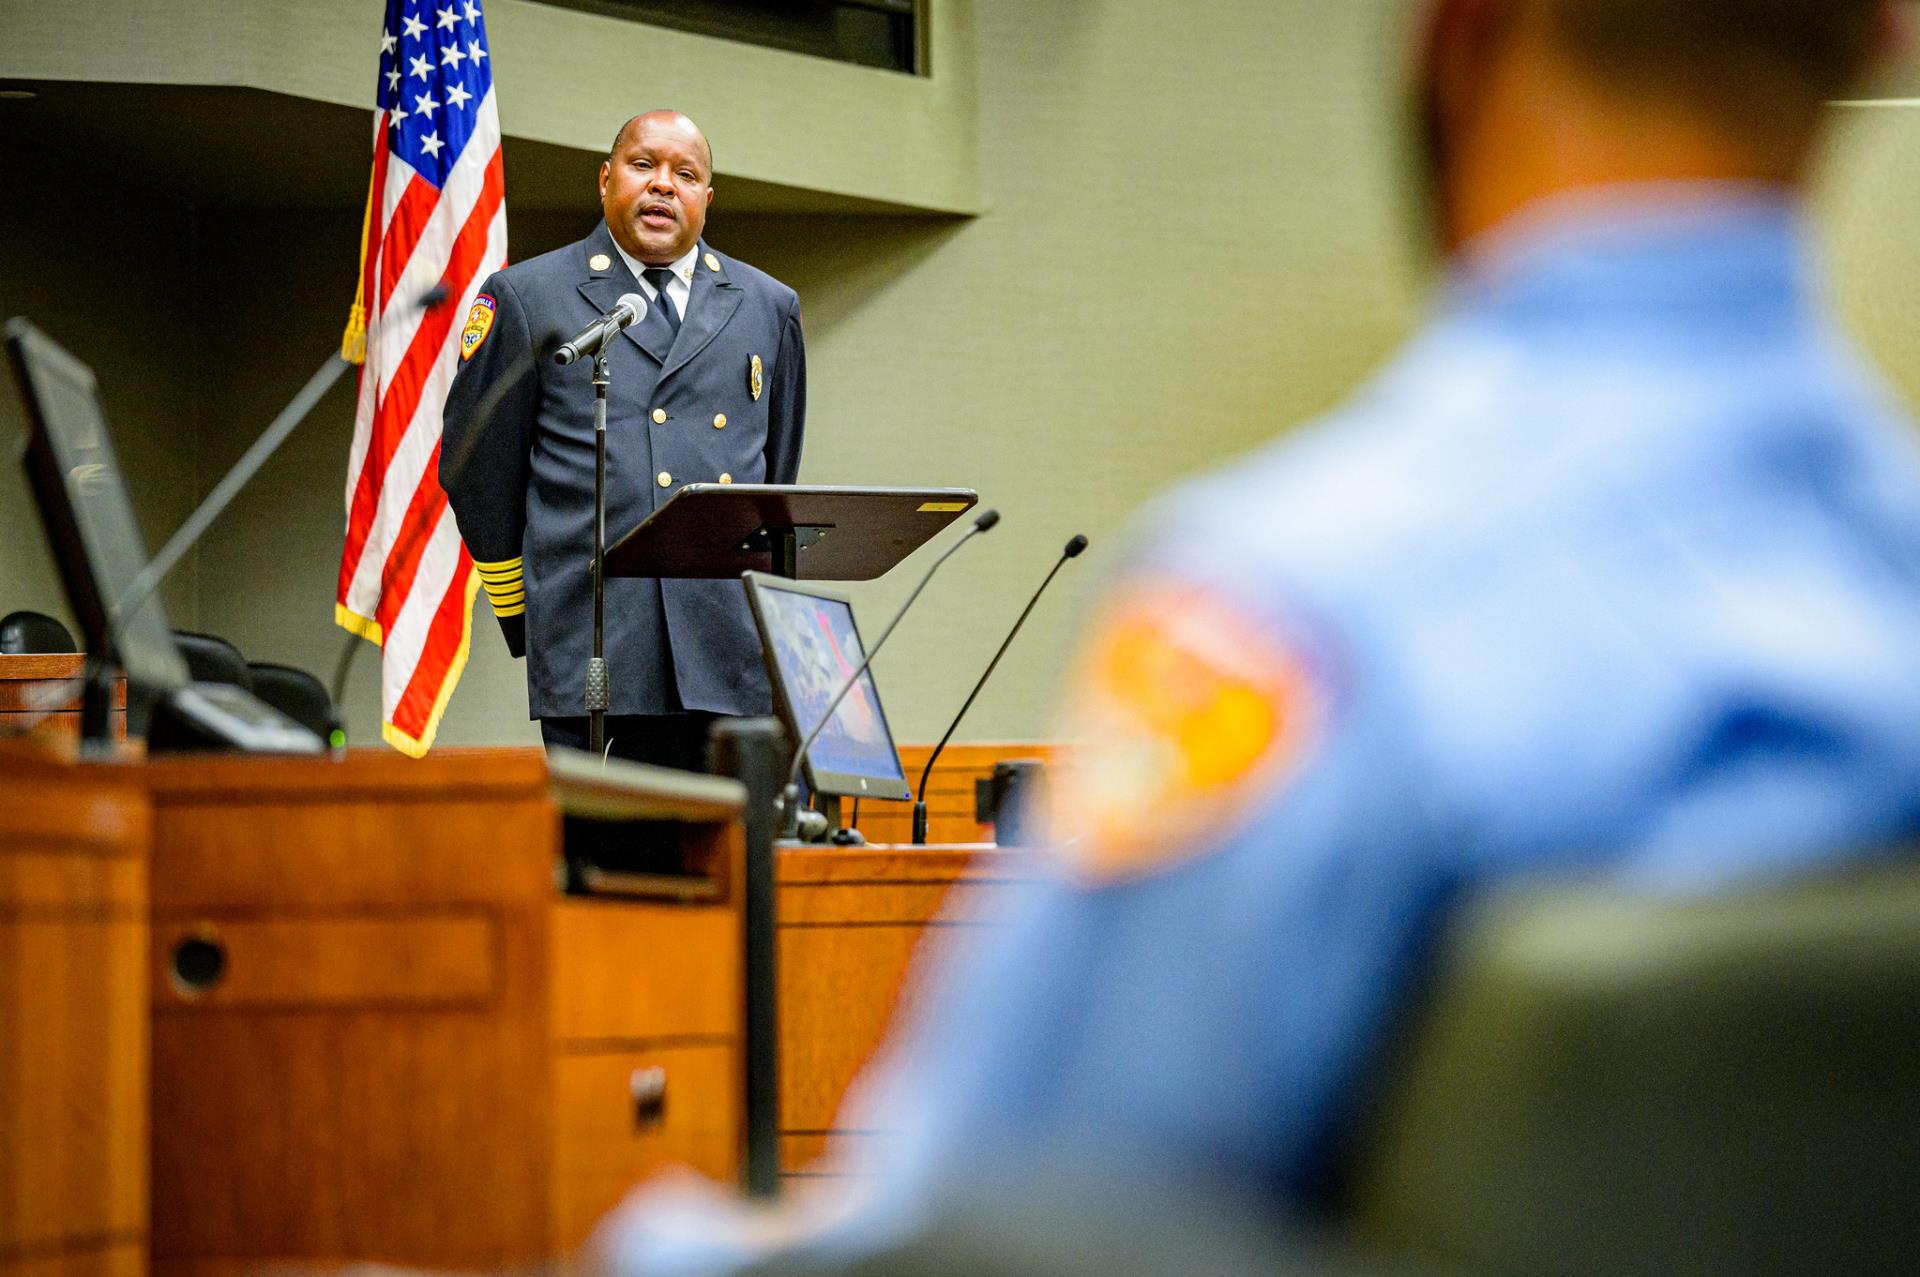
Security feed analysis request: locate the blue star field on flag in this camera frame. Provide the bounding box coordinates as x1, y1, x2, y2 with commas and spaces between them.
375, 0, 493, 188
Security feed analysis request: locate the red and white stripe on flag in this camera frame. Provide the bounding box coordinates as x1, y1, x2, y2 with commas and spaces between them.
336, 0, 506, 757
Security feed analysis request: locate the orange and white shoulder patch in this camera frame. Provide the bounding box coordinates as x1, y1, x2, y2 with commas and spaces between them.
460, 295, 496, 361
1047, 580, 1327, 883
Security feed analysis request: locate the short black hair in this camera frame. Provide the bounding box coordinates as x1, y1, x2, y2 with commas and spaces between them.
607, 112, 715, 178
1545, 0, 1881, 140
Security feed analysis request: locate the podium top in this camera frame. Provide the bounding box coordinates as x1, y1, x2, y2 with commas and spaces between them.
604, 484, 979, 581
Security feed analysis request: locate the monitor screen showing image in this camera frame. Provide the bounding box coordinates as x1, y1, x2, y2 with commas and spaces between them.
743, 573, 909, 800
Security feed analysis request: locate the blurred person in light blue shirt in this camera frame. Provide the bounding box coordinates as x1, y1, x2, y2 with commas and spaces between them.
603, 0, 1920, 1269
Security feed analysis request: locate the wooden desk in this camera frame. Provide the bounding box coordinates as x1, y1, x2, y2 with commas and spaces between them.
142, 748, 745, 1273
774, 844, 1040, 1177
0, 655, 125, 744
847, 745, 1055, 846
0, 741, 148, 1277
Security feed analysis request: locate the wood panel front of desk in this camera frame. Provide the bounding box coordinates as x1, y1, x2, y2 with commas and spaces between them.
0, 744, 148, 1277
775, 845, 1041, 1178
0, 655, 125, 744
142, 749, 743, 1273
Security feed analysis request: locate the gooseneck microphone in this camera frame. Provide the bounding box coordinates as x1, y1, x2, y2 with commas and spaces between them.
113, 285, 452, 635
780, 508, 1001, 841
912, 533, 1088, 844
553, 293, 645, 366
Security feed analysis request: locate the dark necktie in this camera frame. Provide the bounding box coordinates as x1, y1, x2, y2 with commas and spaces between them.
643, 267, 681, 337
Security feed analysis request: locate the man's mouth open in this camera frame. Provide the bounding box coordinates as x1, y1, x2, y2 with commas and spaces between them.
639, 202, 676, 229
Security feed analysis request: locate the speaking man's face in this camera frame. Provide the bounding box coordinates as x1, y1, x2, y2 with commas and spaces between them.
600, 115, 714, 265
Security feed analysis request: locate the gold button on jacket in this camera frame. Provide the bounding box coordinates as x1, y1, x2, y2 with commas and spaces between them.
651, 407, 667, 424
713, 413, 727, 429
656, 471, 671, 487
719, 473, 732, 484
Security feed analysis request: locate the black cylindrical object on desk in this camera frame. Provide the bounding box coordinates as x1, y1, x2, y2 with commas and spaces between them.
986, 759, 1045, 847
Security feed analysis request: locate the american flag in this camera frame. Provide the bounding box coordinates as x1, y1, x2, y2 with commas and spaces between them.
336, 0, 506, 756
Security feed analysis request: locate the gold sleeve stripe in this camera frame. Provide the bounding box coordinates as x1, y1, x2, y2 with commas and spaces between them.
489, 600, 526, 618
475, 568, 523, 583
473, 555, 523, 571
484, 591, 525, 609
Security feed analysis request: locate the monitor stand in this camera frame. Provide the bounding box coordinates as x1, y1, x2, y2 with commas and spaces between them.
807, 794, 867, 846
79, 658, 118, 759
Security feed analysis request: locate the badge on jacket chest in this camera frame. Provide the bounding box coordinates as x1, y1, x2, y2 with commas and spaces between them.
749, 354, 764, 401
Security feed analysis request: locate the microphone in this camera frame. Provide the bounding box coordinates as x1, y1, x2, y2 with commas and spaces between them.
912, 533, 1088, 844
553, 293, 645, 366
779, 507, 1001, 841
113, 285, 451, 635
327, 289, 641, 733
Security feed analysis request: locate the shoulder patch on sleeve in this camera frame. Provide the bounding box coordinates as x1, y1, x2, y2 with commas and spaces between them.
460, 295, 497, 361
1047, 578, 1329, 883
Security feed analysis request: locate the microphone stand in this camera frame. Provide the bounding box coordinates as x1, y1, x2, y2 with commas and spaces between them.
913, 534, 1087, 844
587, 343, 612, 755
780, 510, 1000, 841
328, 292, 628, 735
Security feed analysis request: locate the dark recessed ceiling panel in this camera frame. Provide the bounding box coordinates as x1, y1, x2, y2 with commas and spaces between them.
0, 81, 938, 215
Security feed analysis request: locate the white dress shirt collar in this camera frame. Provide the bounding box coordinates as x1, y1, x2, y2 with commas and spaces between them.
611, 239, 699, 322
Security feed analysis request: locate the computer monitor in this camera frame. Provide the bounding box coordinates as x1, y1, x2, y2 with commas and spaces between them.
6, 317, 190, 693
7, 317, 321, 754
742, 572, 911, 801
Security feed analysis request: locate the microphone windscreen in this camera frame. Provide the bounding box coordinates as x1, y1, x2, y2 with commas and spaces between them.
615, 293, 647, 324
974, 508, 1001, 532
1065, 534, 1089, 558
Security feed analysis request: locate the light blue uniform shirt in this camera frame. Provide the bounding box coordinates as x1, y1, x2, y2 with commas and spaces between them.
611, 189, 1920, 1271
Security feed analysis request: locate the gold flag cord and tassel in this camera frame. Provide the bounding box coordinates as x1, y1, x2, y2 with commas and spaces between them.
340, 167, 377, 365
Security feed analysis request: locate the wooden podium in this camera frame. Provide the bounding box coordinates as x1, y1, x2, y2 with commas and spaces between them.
141, 748, 746, 1273
774, 843, 1041, 1178
0, 729, 1051, 1263
0, 742, 148, 1277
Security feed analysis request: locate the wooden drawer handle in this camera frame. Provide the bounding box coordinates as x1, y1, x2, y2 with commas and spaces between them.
630, 1066, 668, 1130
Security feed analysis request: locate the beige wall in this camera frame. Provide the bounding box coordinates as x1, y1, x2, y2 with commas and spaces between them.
708, 1, 1425, 743
6, 1, 1920, 753
386, 0, 1426, 746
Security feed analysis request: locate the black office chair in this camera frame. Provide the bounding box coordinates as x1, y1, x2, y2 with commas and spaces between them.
1343, 857, 1920, 1277
170, 631, 251, 691
0, 609, 76, 654
246, 661, 340, 743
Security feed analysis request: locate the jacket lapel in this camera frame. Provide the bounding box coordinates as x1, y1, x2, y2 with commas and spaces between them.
658, 243, 743, 386
573, 225, 671, 366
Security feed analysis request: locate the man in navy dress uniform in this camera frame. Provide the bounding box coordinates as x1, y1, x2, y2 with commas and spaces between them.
442, 110, 805, 766
596, 0, 1920, 1272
